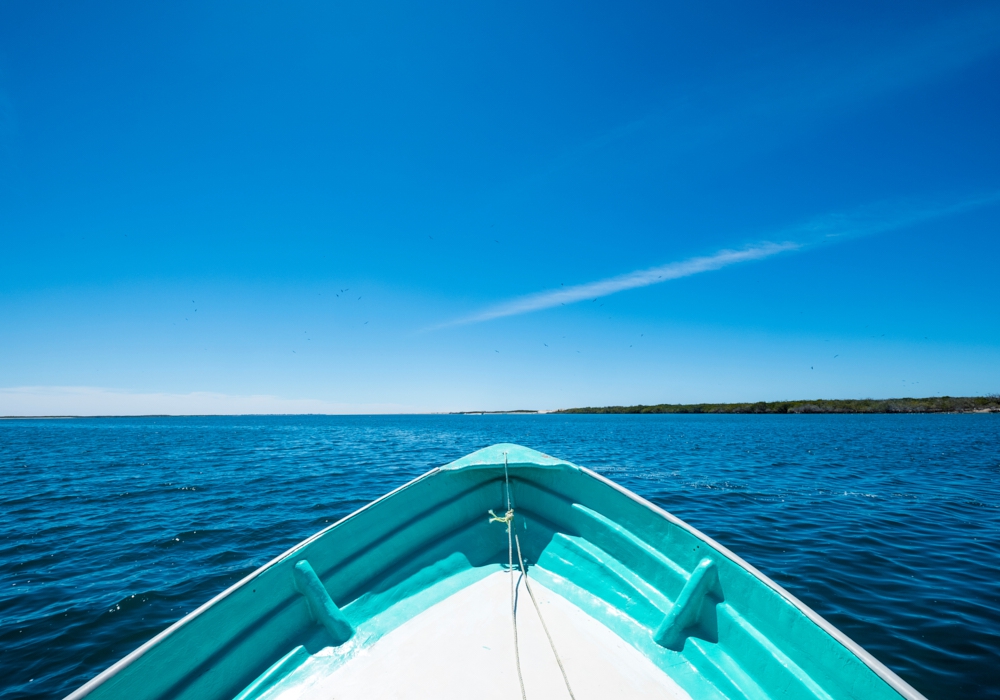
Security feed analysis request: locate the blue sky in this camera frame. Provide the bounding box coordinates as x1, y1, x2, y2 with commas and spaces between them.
1, 1, 999, 414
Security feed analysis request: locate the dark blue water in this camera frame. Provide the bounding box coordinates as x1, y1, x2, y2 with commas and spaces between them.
2, 415, 998, 699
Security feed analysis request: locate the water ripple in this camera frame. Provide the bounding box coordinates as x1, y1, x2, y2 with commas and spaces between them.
1, 414, 997, 698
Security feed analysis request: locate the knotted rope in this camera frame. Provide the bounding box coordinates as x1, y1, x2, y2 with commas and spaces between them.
489, 452, 576, 700
489, 508, 514, 525
498, 454, 527, 700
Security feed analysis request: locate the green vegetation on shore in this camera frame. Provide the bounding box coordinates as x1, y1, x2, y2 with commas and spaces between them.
555, 395, 1000, 415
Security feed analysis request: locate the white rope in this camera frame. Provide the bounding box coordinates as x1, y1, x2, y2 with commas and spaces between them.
490, 452, 576, 700
503, 453, 527, 700
514, 533, 576, 700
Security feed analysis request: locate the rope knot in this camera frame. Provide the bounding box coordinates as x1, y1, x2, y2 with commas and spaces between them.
488, 508, 514, 525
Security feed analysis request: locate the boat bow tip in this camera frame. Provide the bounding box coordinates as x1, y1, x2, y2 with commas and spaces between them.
440, 443, 578, 472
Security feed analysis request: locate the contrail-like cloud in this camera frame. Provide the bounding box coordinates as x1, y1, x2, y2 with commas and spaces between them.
433, 191, 999, 330
443, 242, 798, 328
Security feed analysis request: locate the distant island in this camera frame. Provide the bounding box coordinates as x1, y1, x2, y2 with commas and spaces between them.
554, 395, 1000, 414
449, 410, 539, 415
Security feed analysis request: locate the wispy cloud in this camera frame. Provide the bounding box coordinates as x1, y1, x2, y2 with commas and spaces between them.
442, 242, 797, 328
786, 191, 1000, 245
0, 386, 417, 416
438, 192, 1000, 328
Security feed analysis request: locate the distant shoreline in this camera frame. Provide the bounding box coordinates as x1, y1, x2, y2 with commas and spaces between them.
554, 396, 1000, 414
3, 396, 998, 418
448, 410, 540, 415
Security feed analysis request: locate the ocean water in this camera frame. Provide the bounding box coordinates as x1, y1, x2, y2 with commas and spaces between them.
1, 415, 998, 699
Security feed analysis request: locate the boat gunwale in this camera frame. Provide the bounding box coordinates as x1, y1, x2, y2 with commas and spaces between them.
65, 451, 928, 700
63, 466, 445, 700
577, 464, 927, 700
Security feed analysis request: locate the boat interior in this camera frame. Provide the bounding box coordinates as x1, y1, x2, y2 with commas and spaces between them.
73, 445, 913, 700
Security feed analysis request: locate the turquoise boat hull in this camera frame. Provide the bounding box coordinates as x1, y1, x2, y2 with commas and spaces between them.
67, 444, 924, 700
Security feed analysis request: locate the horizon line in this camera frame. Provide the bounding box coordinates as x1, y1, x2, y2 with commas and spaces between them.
3, 392, 996, 419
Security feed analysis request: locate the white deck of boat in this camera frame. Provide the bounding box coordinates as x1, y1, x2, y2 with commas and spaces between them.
277, 571, 690, 700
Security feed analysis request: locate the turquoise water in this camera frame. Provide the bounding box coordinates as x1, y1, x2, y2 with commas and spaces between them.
1, 415, 998, 699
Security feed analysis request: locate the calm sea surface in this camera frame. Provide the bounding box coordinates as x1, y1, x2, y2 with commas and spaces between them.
1, 415, 998, 699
